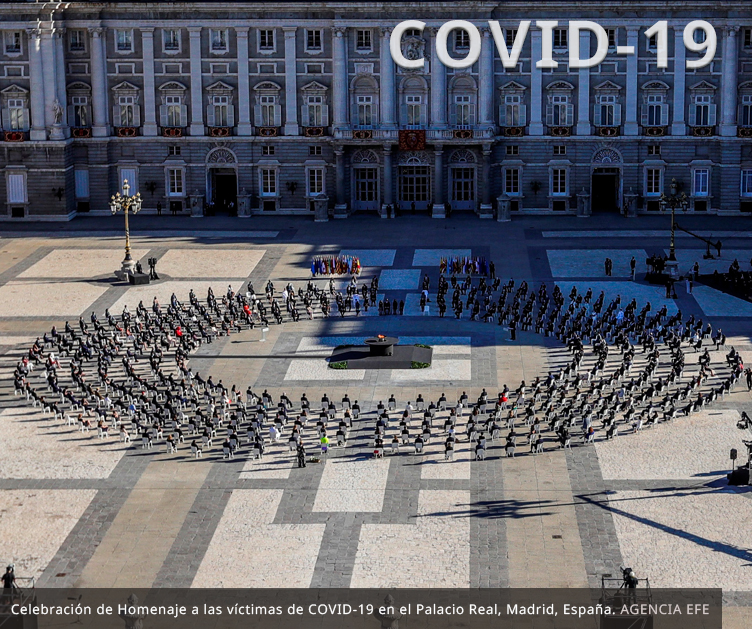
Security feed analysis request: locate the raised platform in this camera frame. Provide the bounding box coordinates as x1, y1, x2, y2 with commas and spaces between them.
328, 343, 433, 370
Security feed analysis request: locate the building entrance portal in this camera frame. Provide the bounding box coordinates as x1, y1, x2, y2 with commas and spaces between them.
591, 168, 620, 213
209, 168, 238, 216
398, 165, 430, 211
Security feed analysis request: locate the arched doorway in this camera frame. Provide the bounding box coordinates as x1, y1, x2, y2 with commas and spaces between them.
351, 149, 380, 211
206, 147, 238, 216
448, 149, 477, 211
590, 147, 622, 213
398, 152, 431, 211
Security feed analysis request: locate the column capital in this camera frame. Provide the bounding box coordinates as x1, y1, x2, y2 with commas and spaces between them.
26, 27, 41, 39
383, 144, 392, 154
332, 26, 347, 37
235, 27, 249, 37
380, 26, 392, 38
87, 27, 104, 38
283, 27, 297, 39
188, 27, 202, 36
726, 26, 741, 36
140, 27, 155, 36
53, 27, 66, 37
434, 144, 443, 154
480, 26, 492, 37
626, 26, 640, 35
334, 147, 345, 156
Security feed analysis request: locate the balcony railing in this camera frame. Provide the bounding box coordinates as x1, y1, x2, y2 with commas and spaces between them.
596, 125, 620, 137
208, 126, 232, 137
547, 126, 572, 137
642, 125, 667, 137
72, 126, 92, 138
690, 125, 715, 137
738, 126, 752, 138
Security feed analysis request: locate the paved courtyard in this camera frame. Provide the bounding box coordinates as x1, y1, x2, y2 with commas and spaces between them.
0, 214, 751, 626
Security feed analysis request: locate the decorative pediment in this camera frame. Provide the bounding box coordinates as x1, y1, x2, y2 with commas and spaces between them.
546, 81, 574, 91
301, 81, 328, 92
593, 80, 622, 92
158, 81, 187, 91
254, 81, 282, 91
740, 81, 752, 91
450, 73, 476, 90
1, 84, 28, 95
206, 80, 234, 92
641, 80, 669, 91
112, 81, 140, 92
499, 81, 527, 92
351, 74, 378, 91
67, 81, 91, 92
689, 80, 717, 92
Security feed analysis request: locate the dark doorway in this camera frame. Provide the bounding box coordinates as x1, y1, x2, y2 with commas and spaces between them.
591, 168, 620, 213
210, 168, 237, 216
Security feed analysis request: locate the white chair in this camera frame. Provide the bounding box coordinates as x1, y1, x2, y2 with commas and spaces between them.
476, 448, 486, 460
191, 444, 202, 458
391, 442, 399, 455
222, 446, 233, 459
445, 449, 454, 461
414, 441, 424, 454
506, 445, 516, 458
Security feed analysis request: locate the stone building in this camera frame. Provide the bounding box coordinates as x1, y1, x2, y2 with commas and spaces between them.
0, 1, 750, 220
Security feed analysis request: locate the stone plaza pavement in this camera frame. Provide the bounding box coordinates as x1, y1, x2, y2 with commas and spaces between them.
0, 214, 751, 626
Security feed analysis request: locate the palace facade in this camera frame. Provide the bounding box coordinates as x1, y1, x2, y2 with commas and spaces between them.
0, 1, 751, 220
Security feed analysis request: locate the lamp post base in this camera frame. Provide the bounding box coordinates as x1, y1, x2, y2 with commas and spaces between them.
665, 259, 680, 279
115, 257, 137, 281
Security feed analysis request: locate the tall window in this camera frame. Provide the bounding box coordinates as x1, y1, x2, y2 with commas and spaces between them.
4, 31, 21, 55
259, 29, 275, 51
210, 30, 228, 52
745, 28, 752, 49
307, 168, 324, 196
606, 28, 617, 49
454, 95, 473, 127
260, 95, 276, 126
305, 95, 323, 126
646, 168, 662, 195
306, 29, 322, 52
693, 169, 709, 196
69, 30, 86, 52
455, 29, 470, 49
167, 168, 184, 196
552, 169, 567, 195
163, 29, 180, 52
597, 95, 616, 126
741, 95, 752, 127
72, 96, 89, 127
7, 98, 26, 130
211, 95, 229, 126
692, 95, 712, 126
553, 28, 567, 49
117, 96, 134, 126
742, 169, 752, 197
406, 95, 422, 126
504, 169, 520, 195
261, 169, 277, 196
116, 30, 133, 52
503, 94, 524, 126
645, 94, 665, 126
356, 29, 372, 51
551, 95, 570, 126
166, 95, 182, 127
357, 95, 373, 126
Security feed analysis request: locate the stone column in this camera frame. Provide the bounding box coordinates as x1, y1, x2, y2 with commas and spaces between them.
380, 27, 396, 128
236, 27, 252, 136
27, 29, 47, 140
671, 26, 686, 136
334, 148, 347, 215
480, 145, 493, 217
140, 28, 157, 136
433, 145, 445, 218
188, 28, 204, 135
624, 27, 639, 135
332, 27, 348, 131
382, 145, 393, 217
429, 28, 446, 128
40, 28, 57, 130
720, 27, 739, 137
283, 27, 299, 135
529, 29, 544, 136
576, 30, 591, 136
479, 27, 494, 127
89, 28, 108, 137
54, 28, 68, 137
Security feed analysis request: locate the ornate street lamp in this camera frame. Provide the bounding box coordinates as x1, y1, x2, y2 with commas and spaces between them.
659, 178, 688, 264
110, 179, 142, 279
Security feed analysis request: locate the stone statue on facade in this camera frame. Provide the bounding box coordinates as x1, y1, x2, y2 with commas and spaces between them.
119, 594, 144, 629
372, 595, 402, 629
52, 99, 63, 125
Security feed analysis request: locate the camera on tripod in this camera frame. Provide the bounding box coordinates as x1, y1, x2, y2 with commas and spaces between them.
621, 566, 638, 588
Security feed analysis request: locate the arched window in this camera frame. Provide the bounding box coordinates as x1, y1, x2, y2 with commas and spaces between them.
253, 81, 282, 128
113, 81, 141, 128
399, 76, 428, 128
449, 74, 477, 128
351, 75, 379, 128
